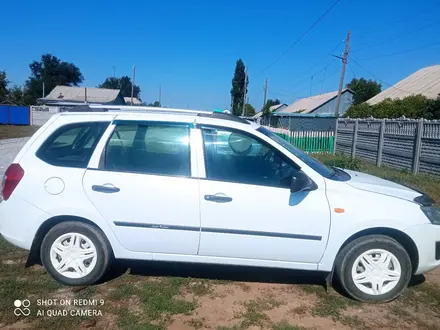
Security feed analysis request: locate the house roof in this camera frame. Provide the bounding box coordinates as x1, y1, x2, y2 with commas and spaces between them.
282, 89, 353, 114
40, 86, 121, 104
270, 104, 287, 111
123, 97, 142, 105
253, 103, 287, 118
367, 65, 440, 105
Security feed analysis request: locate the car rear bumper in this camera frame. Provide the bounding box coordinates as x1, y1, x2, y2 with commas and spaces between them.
0, 195, 50, 250
404, 223, 440, 275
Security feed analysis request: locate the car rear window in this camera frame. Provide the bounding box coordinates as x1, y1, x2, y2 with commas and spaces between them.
37, 122, 109, 168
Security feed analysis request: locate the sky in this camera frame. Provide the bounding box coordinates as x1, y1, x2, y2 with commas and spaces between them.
1, 0, 440, 111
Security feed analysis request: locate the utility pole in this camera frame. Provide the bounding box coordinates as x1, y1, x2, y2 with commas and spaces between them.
263, 77, 268, 106
42, 82, 45, 98
159, 85, 162, 107
241, 66, 248, 116
130, 65, 136, 105
334, 30, 351, 117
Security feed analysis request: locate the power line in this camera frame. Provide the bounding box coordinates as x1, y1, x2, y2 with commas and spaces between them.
287, 41, 343, 85
358, 40, 440, 61
350, 57, 412, 94
352, 19, 440, 52
265, 57, 338, 97
289, 58, 338, 91
356, 4, 440, 37
348, 62, 356, 80
252, 0, 343, 79
270, 66, 341, 99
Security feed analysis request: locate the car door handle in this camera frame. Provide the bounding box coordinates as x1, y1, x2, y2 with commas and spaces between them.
204, 194, 232, 203
92, 184, 120, 193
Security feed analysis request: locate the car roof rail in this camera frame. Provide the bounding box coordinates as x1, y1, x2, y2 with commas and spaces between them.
197, 112, 251, 125
90, 104, 212, 115
62, 104, 213, 115
61, 105, 250, 125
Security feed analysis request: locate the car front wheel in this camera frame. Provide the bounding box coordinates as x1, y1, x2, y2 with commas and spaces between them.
40, 221, 111, 286
335, 234, 412, 302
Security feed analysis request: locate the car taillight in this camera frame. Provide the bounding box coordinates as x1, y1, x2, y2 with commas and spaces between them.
1, 164, 24, 201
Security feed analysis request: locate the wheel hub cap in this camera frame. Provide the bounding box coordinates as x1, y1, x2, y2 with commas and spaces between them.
351, 249, 401, 296
49, 232, 98, 279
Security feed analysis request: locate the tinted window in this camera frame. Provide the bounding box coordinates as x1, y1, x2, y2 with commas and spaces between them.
37, 122, 109, 168
105, 123, 190, 176
202, 127, 299, 188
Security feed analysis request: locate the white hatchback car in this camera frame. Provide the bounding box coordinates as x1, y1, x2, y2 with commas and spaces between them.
1, 106, 440, 302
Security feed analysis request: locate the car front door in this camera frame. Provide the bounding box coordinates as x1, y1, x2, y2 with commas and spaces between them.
197, 126, 330, 265
83, 121, 200, 255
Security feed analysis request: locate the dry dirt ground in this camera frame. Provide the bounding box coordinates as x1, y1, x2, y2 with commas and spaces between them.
0, 125, 39, 140
1, 242, 440, 330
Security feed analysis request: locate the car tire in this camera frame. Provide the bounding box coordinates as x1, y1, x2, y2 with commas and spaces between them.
40, 221, 112, 286
334, 234, 412, 303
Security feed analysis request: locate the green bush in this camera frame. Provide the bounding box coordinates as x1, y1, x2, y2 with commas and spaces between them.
315, 154, 363, 171
345, 94, 440, 119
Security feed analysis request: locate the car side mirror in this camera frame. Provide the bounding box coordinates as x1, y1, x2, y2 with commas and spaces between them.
290, 171, 318, 193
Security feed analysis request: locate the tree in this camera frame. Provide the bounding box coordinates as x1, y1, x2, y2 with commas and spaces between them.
99, 76, 141, 100
6, 86, 25, 105
262, 99, 281, 117
147, 101, 161, 107
425, 95, 440, 119
23, 54, 84, 104
230, 59, 248, 116
243, 103, 256, 116
0, 71, 9, 103
346, 77, 382, 105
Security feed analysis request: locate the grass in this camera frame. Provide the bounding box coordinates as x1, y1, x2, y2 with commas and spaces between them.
273, 321, 307, 330
0, 125, 39, 140
235, 296, 281, 328
186, 279, 213, 296
186, 317, 207, 329
298, 285, 360, 321
290, 304, 308, 316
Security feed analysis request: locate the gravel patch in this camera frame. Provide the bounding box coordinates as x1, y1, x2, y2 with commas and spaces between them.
0, 137, 29, 177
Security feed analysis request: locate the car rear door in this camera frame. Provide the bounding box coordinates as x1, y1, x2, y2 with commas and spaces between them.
83, 119, 201, 255
196, 126, 331, 265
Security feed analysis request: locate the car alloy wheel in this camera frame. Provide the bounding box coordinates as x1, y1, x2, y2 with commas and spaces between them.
351, 248, 401, 296
49, 232, 98, 279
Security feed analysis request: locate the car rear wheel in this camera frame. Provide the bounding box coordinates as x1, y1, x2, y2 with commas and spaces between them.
335, 234, 412, 302
41, 221, 111, 286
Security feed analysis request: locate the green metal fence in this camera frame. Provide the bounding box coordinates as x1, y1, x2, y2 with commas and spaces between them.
273, 130, 334, 153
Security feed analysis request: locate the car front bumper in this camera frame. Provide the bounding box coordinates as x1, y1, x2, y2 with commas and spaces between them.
404, 223, 440, 275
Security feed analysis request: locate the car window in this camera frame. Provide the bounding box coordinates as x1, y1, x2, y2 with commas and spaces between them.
202, 127, 299, 188
104, 123, 191, 176
37, 122, 109, 168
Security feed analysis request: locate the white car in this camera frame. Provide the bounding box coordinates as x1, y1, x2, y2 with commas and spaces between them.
1, 106, 439, 303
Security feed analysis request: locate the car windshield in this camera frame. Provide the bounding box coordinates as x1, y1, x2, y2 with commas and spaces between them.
257, 126, 336, 178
